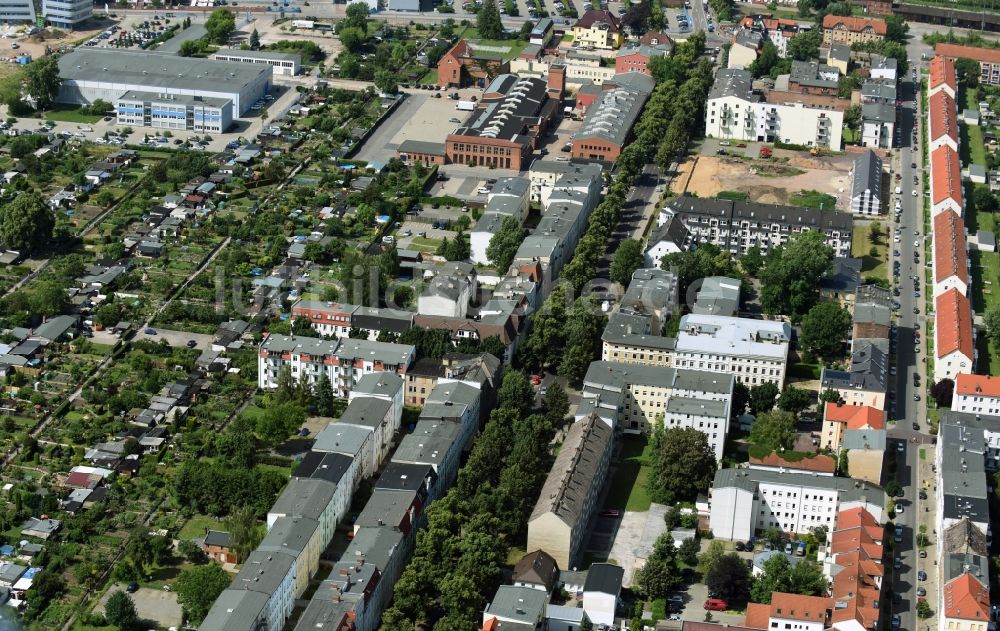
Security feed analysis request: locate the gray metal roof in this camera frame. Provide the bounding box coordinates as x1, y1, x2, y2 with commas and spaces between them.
200, 589, 269, 631
862, 102, 896, 123
621, 268, 678, 315
258, 515, 319, 558
584, 563, 624, 595
530, 413, 612, 527
485, 585, 548, 624
355, 488, 417, 528
375, 462, 436, 493
352, 371, 403, 399
840, 428, 886, 450
851, 150, 882, 201
710, 68, 757, 100
339, 396, 393, 430
213, 48, 302, 63
342, 525, 405, 573
693, 276, 741, 317
453, 75, 550, 144
397, 139, 447, 156
118, 90, 230, 108
392, 420, 461, 467
820, 341, 888, 392
231, 548, 296, 595
576, 73, 654, 147
312, 422, 371, 457
59, 48, 270, 93
271, 477, 338, 521
714, 466, 882, 499
938, 412, 990, 524
665, 396, 728, 419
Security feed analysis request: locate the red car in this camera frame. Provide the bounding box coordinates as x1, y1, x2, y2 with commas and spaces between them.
736, 143, 747, 148
532, 374, 541, 385
704, 599, 728, 611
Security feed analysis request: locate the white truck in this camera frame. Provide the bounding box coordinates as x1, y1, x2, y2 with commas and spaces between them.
456, 100, 476, 111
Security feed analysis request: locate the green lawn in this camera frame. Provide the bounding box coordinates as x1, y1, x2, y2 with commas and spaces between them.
178, 514, 225, 540
457, 26, 528, 60
604, 435, 653, 512
43, 105, 102, 124
852, 224, 888, 282
408, 236, 442, 253
790, 189, 838, 210
420, 68, 439, 84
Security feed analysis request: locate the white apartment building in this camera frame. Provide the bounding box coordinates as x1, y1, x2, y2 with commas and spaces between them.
706, 69, 843, 149
257, 334, 415, 396
116, 91, 234, 133
579, 361, 734, 459
41, 0, 91, 28
664, 197, 854, 259
471, 176, 530, 265
709, 467, 884, 541
672, 313, 791, 387
953, 374, 1000, 417
525, 160, 603, 204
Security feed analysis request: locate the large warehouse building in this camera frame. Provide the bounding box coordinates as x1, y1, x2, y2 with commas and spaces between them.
57, 48, 272, 119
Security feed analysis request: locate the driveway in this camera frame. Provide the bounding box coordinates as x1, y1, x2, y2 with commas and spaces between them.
607, 504, 668, 587
98, 585, 183, 629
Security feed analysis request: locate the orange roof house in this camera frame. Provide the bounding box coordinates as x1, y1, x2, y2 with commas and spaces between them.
822, 15, 887, 45
828, 507, 885, 631
931, 145, 964, 214
935, 288, 974, 382
943, 573, 990, 622
932, 209, 969, 294
928, 91, 959, 150
955, 373, 1000, 398
749, 451, 836, 474
822, 402, 884, 451
929, 55, 957, 97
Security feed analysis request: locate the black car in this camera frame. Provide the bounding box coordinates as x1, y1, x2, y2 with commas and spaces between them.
127, 581, 139, 593
186, 340, 197, 348
912, 422, 920, 431
735, 541, 745, 551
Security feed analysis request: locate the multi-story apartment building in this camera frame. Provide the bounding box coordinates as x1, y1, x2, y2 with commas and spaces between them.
932, 209, 969, 298
929, 55, 958, 98
257, 334, 415, 395
935, 43, 1000, 86
821, 15, 887, 46
579, 361, 734, 457
709, 467, 884, 541
850, 150, 882, 216
821, 402, 885, 452
663, 196, 853, 258
527, 413, 613, 569
672, 313, 791, 387
745, 594, 832, 631
571, 9, 623, 49
953, 374, 1000, 416
928, 90, 960, 153
934, 288, 974, 382
706, 69, 844, 149
930, 145, 964, 217
41, 0, 91, 28
819, 342, 888, 409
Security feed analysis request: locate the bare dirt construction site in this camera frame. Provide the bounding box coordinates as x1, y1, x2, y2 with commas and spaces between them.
672, 150, 856, 210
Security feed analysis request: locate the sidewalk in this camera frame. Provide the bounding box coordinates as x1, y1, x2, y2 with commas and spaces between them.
915, 443, 939, 631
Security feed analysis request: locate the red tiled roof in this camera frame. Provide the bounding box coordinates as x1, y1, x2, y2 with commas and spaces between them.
824, 402, 886, 429
931, 145, 963, 208
829, 507, 885, 630
769, 594, 833, 623
943, 573, 990, 620
573, 9, 621, 31
936, 288, 974, 360
933, 210, 969, 285
745, 603, 771, 630
935, 42, 1000, 66
929, 91, 959, 145
822, 14, 887, 35
749, 451, 836, 473
929, 55, 958, 92
955, 373, 1000, 397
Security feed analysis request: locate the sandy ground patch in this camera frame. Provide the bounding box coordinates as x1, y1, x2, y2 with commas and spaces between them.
676, 153, 855, 210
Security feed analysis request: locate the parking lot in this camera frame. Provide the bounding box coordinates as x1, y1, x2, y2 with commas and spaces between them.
98, 585, 183, 629
134, 327, 215, 349
605, 504, 668, 587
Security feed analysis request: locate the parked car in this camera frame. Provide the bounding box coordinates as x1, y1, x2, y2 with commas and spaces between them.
704, 599, 728, 611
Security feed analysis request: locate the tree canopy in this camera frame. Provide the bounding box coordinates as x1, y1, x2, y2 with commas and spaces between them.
800, 301, 851, 360
486, 215, 526, 272
706, 552, 751, 605
648, 426, 718, 504
0, 192, 55, 254
750, 554, 828, 603
610, 239, 646, 286
205, 9, 236, 44
24, 56, 61, 110
635, 532, 682, 598
749, 382, 779, 415
758, 231, 833, 319
788, 29, 821, 61
777, 385, 814, 415
175, 564, 231, 624
477, 0, 504, 39
749, 409, 797, 453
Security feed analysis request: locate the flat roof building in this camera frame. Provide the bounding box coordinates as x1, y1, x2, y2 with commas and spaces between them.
58, 48, 272, 117
212, 49, 301, 76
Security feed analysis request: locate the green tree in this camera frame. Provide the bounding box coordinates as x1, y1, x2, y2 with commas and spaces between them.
374, 69, 398, 95
916, 600, 934, 619
486, 215, 526, 272
249, 28, 261, 50
884, 15, 908, 42
226, 505, 262, 563
836, 448, 849, 476
580, 614, 594, 631
0, 192, 55, 254
256, 401, 305, 444
175, 563, 231, 624
973, 185, 998, 214
178, 40, 201, 57
498, 370, 534, 415
477, 0, 504, 39
648, 427, 718, 504
29, 280, 71, 317
543, 382, 569, 426
750, 555, 828, 603
788, 28, 822, 60
749, 409, 797, 453
679, 536, 700, 565
955, 57, 980, 87
750, 41, 779, 78
777, 385, 814, 415
986, 305, 1000, 348
105, 591, 138, 630
749, 382, 780, 415
24, 56, 61, 111
740, 246, 764, 276
706, 553, 750, 605
344, 1, 371, 31
636, 532, 681, 598
609, 239, 646, 286
801, 301, 851, 360
758, 231, 834, 319
205, 9, 236, 44
820, 388, 842, 404
313, 373, 336, 416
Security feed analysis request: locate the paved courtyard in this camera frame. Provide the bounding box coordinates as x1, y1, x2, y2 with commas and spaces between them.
98, 585, 183, 629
